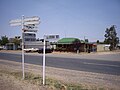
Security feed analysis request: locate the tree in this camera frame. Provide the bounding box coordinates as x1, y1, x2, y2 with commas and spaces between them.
85, 39, 89, 43
104, 25, 119, 50
0, 36, 9, 46
96, 40, 99, 44
13, 36, 21, 45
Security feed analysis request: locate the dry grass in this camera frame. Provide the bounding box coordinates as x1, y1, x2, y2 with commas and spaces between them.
0, 69, 108, 90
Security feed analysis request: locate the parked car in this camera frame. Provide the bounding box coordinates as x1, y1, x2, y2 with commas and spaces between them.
24, 48, 39, 53
38, 48, 53, 53
0, 46, 3, 50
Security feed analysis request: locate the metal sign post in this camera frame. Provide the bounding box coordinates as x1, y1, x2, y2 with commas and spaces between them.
43, 36, 46, 85
21, 15, 25, 79
42, 35, 59, 85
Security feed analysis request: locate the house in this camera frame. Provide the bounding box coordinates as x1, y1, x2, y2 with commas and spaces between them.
6, 43, 17, 50
55, 38, 97, 53
56, 38, 80, 52
6, 36, 21, 50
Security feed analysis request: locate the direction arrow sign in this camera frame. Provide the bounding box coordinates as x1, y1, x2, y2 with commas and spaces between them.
23, 29, 38, 32
9, 19, 21, 24
10, 21, 40, 26
24, 16, 40, 22
9, 16, 40, 26
24, 26, 38, 30
10, 22, 22, 26
24, 21, 40, 25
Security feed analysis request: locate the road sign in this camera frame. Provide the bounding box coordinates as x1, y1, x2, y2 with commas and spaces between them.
24, 16, 40, 22
45, 35, 59, 40
9, 16, 40, 26
24, 25, 38, 30
10, 22, 22, 26
23, 29, 38, 32
9, 19, 21, 24
24, 21, 40, 25
23, 24, 38, 32
9, 15, 40, 80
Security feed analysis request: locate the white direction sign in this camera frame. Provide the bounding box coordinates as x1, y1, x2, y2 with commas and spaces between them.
24, 21, 40, 25
9, 19, 21, 24
9, 15, 40, 80
10, 22, 22, 26
24, 16, 40, 22
10, 21, 40, 26
9, 16, 40, 26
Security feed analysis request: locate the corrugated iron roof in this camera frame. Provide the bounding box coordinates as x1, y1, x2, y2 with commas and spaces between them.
57, 38, 80, 44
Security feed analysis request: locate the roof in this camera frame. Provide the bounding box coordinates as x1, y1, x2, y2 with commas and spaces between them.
80, 40, 85, 43
57, 38, 80, 44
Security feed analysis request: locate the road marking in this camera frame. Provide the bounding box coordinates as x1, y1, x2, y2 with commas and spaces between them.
83, 62, 120, 68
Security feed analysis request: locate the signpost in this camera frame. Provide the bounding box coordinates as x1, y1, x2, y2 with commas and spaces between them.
9, 15, 40, 80
43, 35, 46, 85
21, 15, 25, 79
42, 35, 59, 85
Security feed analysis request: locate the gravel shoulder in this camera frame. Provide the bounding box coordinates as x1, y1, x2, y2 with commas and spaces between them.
0, 59, 120, 90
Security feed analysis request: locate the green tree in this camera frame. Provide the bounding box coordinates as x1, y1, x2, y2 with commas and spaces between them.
96, 40, 99, 44
0, 36, 9, 46
0, 39, 1, 45
104, 25, 119, 50
13, 36, 21, 45
85, 39, 89, 43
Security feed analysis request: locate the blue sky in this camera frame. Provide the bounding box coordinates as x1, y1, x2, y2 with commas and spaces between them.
0, 0, 120, 42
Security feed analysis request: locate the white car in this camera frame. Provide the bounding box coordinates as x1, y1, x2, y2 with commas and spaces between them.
24, 48, 38, 52
0, 46, 3, 50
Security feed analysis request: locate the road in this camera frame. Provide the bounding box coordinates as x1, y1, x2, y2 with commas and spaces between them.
0, 52, 120, 75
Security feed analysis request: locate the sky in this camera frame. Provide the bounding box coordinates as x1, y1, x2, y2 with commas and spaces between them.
0, 0, 120, 42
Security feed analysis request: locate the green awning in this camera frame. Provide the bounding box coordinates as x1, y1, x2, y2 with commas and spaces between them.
57, 38, 80, 44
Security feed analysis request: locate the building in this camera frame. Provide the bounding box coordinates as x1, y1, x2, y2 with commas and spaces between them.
56, 38, 80, 52
97, 44, 110, 52
55, 38, 97, 53
6, 36, 21, 50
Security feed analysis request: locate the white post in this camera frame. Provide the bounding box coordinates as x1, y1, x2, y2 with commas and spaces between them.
22, 15, 25, 80
43, 36, 46, 85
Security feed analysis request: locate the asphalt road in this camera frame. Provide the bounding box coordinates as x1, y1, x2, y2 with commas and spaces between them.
0, 52, 120, 75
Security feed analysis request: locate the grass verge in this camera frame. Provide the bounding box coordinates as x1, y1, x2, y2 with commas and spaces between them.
0, 70, 107, 90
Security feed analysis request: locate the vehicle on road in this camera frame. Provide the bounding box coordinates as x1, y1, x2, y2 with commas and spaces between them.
24, 48, 39, 53
38, 48, 53, 53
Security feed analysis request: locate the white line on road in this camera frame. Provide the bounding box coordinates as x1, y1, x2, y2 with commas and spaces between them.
83, 62, 120, 68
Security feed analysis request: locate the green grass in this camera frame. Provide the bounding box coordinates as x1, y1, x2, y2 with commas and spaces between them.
0, 70, 107, 90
